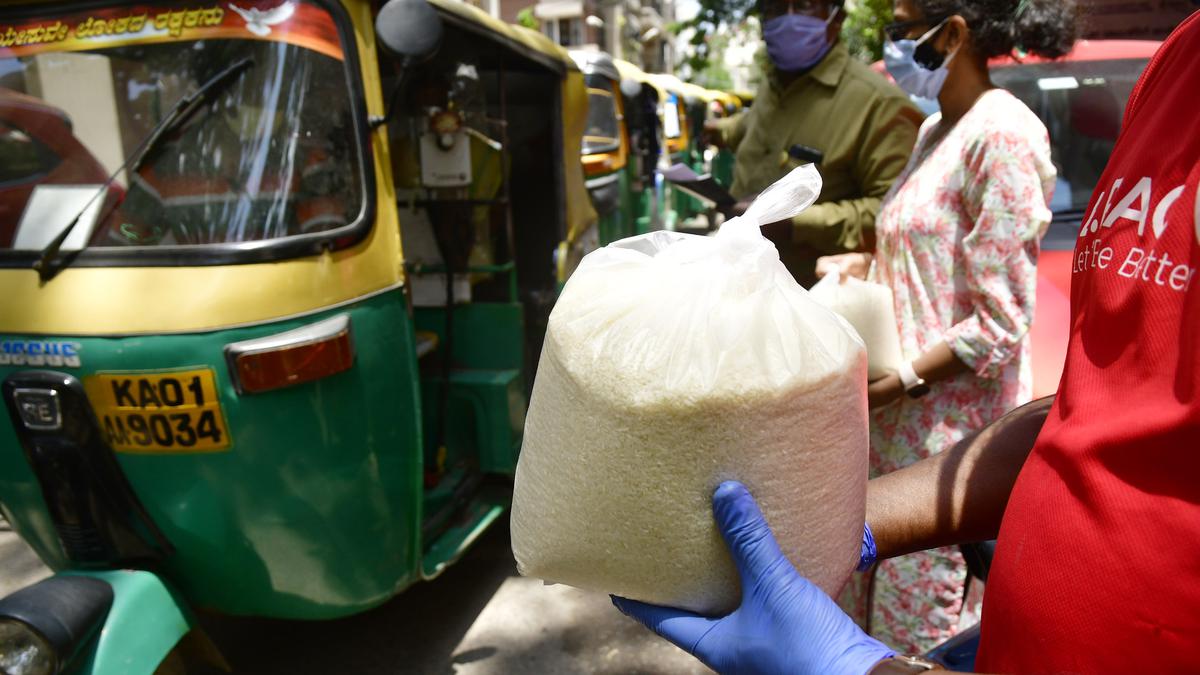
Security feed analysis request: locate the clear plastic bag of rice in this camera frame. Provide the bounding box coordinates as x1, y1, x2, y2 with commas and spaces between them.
510, 166, 869, 615
810, 273, 904, 381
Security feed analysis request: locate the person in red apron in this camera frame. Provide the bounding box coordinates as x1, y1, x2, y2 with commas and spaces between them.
612, 9, 1200, 674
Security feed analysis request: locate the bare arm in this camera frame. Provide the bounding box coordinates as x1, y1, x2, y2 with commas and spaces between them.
868, 341, 973, 408
868, 395, 1054, 559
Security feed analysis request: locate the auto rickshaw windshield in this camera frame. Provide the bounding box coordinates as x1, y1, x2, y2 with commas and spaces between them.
0, 0, 364, 253
583, 75, 620, 155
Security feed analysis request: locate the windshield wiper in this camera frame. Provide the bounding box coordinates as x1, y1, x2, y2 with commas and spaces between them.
34, 57, 255, 283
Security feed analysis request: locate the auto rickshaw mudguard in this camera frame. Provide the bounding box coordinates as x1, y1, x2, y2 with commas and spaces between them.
63, 569, 193, 675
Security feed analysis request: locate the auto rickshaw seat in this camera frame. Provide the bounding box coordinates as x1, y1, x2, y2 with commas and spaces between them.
419, 367, 522, 477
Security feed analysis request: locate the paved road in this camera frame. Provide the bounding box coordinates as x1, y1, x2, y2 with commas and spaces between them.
0, 522, 50, 597
1, 520, 712, 674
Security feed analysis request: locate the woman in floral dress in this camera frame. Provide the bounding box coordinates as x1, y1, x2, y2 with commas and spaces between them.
819, 0, 1078, 654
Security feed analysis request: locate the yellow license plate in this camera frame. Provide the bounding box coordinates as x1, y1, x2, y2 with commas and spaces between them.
84, 369, 231, 453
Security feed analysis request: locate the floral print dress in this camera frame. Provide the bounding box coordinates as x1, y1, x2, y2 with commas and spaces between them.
859, 88, 1056, 653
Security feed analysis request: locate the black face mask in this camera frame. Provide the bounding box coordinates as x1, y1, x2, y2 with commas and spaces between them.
913, 22, 949, 71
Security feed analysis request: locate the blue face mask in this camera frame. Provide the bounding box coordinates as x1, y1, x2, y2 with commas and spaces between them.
763, 9, 839, 73
883, 19, 956, 100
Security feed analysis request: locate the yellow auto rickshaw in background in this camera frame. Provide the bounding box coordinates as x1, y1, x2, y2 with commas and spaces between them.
676, 80, 726, 184
570, 49, 640, 246
613, 57, 665, 235
707, 90, 743, 189
0, 0, 593, 671
713, 90, 744, 115
656, 77, 733, 230
646, 73, 698, 230
387, 0, 596, 285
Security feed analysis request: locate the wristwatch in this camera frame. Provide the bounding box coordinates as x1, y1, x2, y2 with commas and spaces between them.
898, 361, 931, 399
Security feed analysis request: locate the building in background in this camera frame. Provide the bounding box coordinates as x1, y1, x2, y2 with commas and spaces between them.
477, 0, 675, 71
462, 0, 1200, 78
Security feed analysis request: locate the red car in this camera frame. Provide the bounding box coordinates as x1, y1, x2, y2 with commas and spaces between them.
0, 88, 117, 248
875, 40, 1161, 396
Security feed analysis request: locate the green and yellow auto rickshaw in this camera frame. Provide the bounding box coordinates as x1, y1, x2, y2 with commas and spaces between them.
0, 0, 592, 671
678, 81, 727, 222
732, 89, 756, 108
647, 73, 705, 230
675, 80, 715, 160
569, 49, 635, 247
706, 90, 743, 190
612, 58, 664, 236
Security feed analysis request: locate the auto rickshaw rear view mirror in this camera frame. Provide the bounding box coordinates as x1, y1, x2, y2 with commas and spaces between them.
376, 0, 443, 63
225, 315, 355, 395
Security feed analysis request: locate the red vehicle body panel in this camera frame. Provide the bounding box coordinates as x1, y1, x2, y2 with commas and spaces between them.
1031, 251, 1074, 398
990, 40, 1160, 67
0, 88, 116, 247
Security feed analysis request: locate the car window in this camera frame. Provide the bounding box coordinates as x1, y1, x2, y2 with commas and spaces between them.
992, 58, 1150, 216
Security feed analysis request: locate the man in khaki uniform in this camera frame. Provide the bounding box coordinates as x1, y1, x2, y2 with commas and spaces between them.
712, 0, 922, 287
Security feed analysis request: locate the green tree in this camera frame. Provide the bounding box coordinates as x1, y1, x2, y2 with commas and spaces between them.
842, 0, 893, 62
678, 0, 757, 72
694, 49, 735, 89
679, 0, 893, 70
516, 6, 539, 30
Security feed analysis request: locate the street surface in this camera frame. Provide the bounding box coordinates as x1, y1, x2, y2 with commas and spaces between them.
1, 520, 712, 675
0, 521, 50, 598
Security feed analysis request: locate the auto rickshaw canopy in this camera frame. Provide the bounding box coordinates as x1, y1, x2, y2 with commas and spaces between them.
675, 80, 719, 104
711, 90, 743, 113
613, 58, 662, 102
731, 89, 756, 107
647, 72, 690, 101
569, 49, 629, 178
568, 49, 621, 84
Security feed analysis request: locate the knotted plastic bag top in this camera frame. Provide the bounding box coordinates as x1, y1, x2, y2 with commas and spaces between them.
548, 165, 865, 404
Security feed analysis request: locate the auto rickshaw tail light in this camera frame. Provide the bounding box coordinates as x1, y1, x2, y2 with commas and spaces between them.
226, 315, 354, 394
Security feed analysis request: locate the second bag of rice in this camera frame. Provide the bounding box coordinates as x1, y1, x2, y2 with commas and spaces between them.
810, 273, 904, 380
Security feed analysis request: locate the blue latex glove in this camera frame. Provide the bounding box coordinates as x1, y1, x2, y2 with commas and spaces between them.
859, 522, 878, 572
612, 481, 895, 675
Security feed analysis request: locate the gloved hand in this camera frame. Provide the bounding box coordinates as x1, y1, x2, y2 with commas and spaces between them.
859, 521, 879, 572
612, 481, 895, 675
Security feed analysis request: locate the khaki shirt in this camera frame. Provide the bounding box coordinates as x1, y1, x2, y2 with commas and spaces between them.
718, 43, 922, 284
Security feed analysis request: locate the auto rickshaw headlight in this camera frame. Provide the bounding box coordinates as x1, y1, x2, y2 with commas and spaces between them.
0, 576, 113, 675
0, 619, 57, 675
